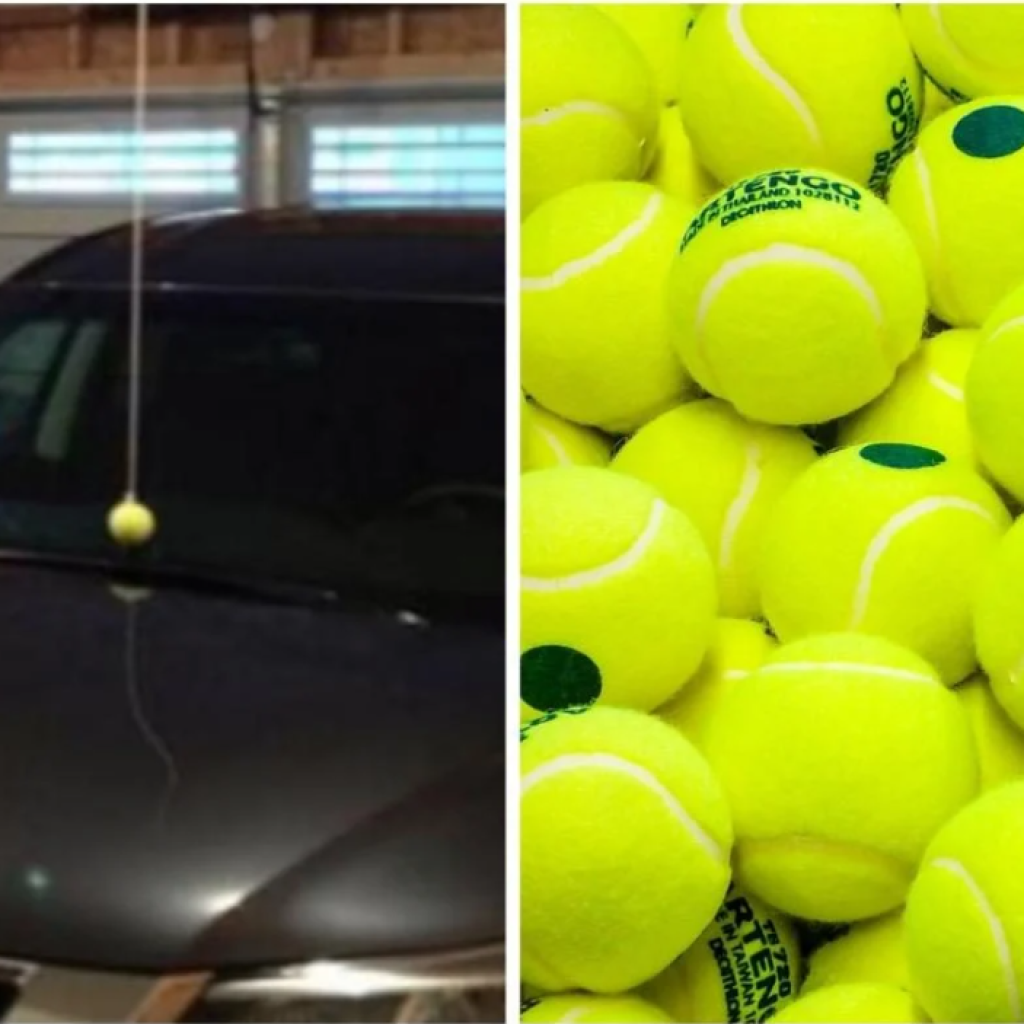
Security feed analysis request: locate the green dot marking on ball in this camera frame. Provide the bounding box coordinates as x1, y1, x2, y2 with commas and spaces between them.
860, 442, 946, 469
952, 105, 1024, 159
521, 645, 601, 712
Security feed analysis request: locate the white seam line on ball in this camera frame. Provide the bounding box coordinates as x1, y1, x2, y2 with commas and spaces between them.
913, 148, 960, 323
536, 423, 572, 466
719, 441, 761, 572
850, 497, 996, 628
723, 669, 751, 681
933, 858, 1022, 1019
914, 150, 941, 256
560, 1009, 587, 1024
521, 192, 662, 292
758, 662, 936, 685
521, 100, 629, 129
696, 244, 883, 346
521, 753, 725, 863
926, 369, 963, 401
522, 499, 666, 591
726, 4, 822, 150
990, 316, 1024, 344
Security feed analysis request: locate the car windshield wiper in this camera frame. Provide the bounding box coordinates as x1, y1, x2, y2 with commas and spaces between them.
0, 547, 343, 608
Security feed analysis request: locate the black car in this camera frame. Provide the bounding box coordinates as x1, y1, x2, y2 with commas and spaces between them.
0, 210, 505, 1022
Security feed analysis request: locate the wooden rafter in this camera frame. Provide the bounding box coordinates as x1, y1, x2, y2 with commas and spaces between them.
0, 4, 504, 94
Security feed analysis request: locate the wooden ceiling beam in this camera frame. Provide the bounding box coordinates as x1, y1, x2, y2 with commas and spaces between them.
0, 4, 503, 94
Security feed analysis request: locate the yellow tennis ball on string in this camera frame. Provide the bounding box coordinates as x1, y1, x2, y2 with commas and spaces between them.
107, 498, 156, 548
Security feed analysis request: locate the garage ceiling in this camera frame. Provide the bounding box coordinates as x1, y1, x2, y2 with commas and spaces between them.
0, 4, 504, 95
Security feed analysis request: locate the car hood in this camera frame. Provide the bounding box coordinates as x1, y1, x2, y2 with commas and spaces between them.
0, 565, 504, 973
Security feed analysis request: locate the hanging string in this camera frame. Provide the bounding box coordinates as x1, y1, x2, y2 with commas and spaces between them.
127, 1, 148, 501
108, 1, 156, 547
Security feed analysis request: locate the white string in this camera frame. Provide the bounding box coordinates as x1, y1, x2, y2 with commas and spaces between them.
127, 2, 149, 500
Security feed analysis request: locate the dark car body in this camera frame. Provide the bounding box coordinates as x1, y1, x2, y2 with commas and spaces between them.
0, 210, 505, 1004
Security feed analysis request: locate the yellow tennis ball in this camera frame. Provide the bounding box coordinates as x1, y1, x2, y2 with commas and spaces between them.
760, 442, 1010, 685
645, 106, 718, 207
667, 169, 927, 425
901, 5, 1024, 102
803, 913, 908, 994
678, 5, 922, 190
838, 329, 981, 469
975, 517, 1024, 732
705, 632, 978, 922
521, 5, 658, 217
658, 618, 776, 751
107, 499, 156, 547
920, 77, 955, 129
771, 983, 928, 1024
642, 884, 800, 1023
521, 706, 734, 994
612, 399, 815, 616
956, 675, 1024, 791
965, 282, 1024, 503
521, 994, 672, 1023
523, 181, 697, 433
888, 98, 1024, 327
521, 467, 716, 718
521, 395, 610, 473
905, 780, 1024, 1022
596, 4, 695, 107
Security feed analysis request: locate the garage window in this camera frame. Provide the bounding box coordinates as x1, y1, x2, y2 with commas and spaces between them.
6, 129, 240, 198
310, 123, 505, 210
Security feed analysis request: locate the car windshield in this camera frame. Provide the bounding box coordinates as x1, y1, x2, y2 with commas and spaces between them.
0, 286, 504, 621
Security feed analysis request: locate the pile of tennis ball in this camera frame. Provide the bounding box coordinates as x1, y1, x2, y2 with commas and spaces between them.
520, 5, 1024, 1023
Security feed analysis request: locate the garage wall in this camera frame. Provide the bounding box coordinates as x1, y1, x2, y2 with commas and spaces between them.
0, 4, 505, 277
0, 85, 505, 278
289, 90, 505, 210
0, 99, 248, 276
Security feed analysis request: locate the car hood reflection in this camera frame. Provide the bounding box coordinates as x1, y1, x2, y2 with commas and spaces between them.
0, 564, 504, 972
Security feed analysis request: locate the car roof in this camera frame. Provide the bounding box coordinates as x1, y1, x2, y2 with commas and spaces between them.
8, 207, 505, 303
